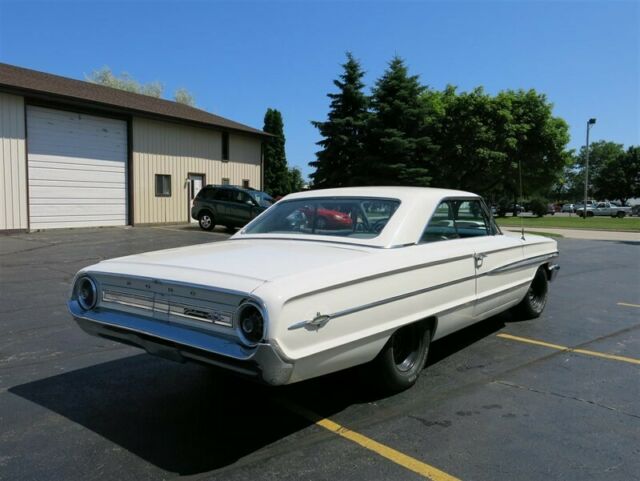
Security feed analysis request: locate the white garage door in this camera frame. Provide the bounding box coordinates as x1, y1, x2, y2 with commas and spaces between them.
27, 106, 127, 229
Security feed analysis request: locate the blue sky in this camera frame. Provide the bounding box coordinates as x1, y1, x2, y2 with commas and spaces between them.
0, 1, 638, 179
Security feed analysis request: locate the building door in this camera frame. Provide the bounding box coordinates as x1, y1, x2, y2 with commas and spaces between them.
187, 174, 204, 223
26, 105, 127, 229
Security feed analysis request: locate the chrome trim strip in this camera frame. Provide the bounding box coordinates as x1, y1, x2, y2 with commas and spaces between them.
231, 236, 387, 250
480, 252, 559, 276
286, 253, 475, 304
288, 273, 477, 330
95, 272, 256, 298
288, 252, 557, 331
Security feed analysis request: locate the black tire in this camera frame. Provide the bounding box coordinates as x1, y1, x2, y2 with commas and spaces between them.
587, 211, 594, 217
369, 322, 431, 393
198, 211, 215, 231
514, 267, 548, 320
616, 211, 625, 218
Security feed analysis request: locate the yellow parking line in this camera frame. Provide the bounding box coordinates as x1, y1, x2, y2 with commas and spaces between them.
617, 302, 640, 308
497, 333, 640, 365
281, 401, 461, 481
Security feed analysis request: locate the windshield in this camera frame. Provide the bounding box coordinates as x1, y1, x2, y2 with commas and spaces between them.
249, 191, 274, 208
244, 197, 401, 239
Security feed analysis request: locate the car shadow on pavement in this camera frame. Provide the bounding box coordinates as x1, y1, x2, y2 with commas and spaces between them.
9, 313, 510, 476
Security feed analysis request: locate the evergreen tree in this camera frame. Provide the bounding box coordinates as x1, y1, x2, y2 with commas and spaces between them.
262, 108, 290, 196
310, 52, 370, 188
366, 56, 436, 186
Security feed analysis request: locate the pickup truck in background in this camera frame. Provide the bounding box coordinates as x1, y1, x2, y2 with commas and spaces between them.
577, 201, 631, 218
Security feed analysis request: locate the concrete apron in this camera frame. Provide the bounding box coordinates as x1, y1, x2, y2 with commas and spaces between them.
505, 227, 640, 242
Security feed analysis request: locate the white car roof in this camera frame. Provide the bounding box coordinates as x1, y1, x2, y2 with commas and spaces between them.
285, 186, 476, 203
235, 186, 483, 248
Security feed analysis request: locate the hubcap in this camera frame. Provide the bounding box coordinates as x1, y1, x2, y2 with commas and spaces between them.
392, 324, 421, 372
201, 215, 211, 228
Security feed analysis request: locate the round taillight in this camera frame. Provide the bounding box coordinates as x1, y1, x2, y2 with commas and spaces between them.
237, 303, 265, 345
76, 276, 97, 310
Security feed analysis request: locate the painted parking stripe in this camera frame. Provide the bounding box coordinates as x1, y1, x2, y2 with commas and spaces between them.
617, 302, 640, 308
280, 400, 461, 481
497, 333, 640, 365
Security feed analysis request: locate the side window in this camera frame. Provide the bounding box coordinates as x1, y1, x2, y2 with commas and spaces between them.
213, 189, 231, 201
421, 201, 458, 243
198, 187, 214, 200
454, 200, 489, 238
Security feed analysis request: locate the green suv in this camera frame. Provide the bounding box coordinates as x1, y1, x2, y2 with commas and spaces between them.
191, 185, 273, 231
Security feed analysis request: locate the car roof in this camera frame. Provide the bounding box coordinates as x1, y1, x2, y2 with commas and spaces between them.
283, 186, 476, 204
235, 186, 483, 248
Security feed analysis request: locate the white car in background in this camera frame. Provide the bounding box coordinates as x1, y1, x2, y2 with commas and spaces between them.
69, 187, 559, 392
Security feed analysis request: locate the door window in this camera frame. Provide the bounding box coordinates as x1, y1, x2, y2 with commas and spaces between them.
421, 199, 495, 243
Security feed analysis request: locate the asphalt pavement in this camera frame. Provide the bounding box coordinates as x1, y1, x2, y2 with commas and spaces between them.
1, 226, 639, 481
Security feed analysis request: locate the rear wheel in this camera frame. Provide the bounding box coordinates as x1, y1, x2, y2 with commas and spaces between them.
514, 267, 548, 319
616, 211, 625, 218
198, 212, 215, 231
369, 322, 431, 393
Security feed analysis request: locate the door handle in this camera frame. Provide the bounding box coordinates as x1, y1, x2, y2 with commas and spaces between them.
474, 253, 487, 268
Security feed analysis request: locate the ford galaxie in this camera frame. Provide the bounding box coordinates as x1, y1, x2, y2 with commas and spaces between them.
69, 187, 559, 392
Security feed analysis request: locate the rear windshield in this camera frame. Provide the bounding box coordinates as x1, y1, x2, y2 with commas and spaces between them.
243, 197, 400, 239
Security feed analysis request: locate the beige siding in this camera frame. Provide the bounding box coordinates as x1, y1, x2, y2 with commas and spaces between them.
0, 93, 27, 230
132, 117, 262, 224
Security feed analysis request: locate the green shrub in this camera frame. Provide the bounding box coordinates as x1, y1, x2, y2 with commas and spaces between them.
529, 197, 548, 217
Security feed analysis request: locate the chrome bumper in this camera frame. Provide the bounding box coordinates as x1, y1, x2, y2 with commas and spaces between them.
547, 262, 560, 281
69, 301, 293, 385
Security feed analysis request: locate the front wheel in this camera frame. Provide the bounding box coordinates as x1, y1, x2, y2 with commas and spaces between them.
514, 267, 548, 319
369, 322, 431, 393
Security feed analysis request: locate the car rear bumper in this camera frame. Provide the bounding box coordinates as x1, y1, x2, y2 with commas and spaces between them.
69, 301, 294, 385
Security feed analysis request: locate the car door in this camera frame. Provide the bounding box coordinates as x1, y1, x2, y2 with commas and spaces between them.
212, 187, 233, 223
416, 200, 478, 338
454, 199, 527, 319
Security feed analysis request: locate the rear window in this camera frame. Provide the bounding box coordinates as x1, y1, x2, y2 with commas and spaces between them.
244, 197, 400, 239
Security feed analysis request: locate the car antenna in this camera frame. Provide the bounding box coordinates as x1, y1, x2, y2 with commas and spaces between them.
518, 157, 525, 240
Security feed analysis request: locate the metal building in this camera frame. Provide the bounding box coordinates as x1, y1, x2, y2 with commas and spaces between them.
0, 63, 267, 231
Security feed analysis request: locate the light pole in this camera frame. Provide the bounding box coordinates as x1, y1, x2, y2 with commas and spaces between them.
583, 118, 597, 219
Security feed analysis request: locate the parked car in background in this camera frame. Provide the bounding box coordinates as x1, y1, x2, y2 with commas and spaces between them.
69, 187, 559, 392
191, 185, 273, 231
631, 205, 640, 217
577, 201, 631, 218
561, 203, 575, 213
547, 204, 556, 215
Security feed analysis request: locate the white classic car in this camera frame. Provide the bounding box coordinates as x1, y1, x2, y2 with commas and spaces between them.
69, 187, 559, 391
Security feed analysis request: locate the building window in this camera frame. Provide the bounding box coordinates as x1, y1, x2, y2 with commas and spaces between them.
222, 132, 230, 161
242, 179, 250, 188
221, 177, 230, 185
155, 174, 171, 197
